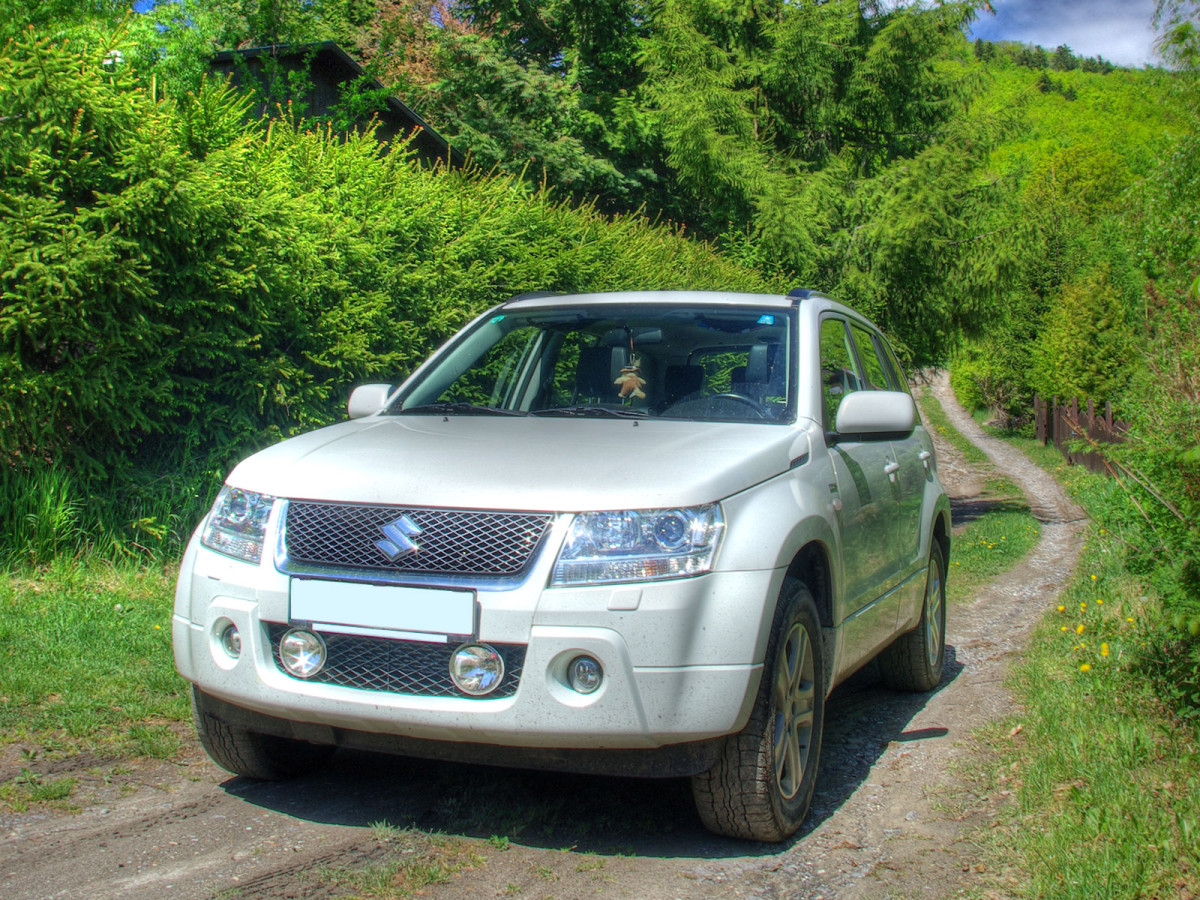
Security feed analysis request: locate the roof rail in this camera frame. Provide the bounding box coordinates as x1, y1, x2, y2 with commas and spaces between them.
787, 287, 818, 299
508, 291, 564, 302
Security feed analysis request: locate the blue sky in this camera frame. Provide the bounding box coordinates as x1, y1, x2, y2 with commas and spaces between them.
967, 0, 1161, 67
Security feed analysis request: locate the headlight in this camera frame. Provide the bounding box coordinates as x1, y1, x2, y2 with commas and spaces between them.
551, 504, 724, 586
200, 486, 276, 564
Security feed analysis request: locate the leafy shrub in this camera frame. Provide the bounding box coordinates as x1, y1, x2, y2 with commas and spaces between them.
1029, 265, 1138, 404
1110, 289, 1200, 611
0, 32, 782, 558
1100, 126, 1200, 716
948, 302, 1036, 428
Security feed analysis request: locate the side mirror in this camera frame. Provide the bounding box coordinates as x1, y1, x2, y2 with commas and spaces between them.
834, 390, 915, 437
347, 384, 393, 419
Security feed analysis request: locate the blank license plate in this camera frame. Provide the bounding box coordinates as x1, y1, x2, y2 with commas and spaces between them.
290, 579, 475, 637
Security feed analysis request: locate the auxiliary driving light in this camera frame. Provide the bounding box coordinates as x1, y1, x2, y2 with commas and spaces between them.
219, 623, 242, 658
567, 655, 603, 694
279, 628, 327, 678
449, 643, 504, 696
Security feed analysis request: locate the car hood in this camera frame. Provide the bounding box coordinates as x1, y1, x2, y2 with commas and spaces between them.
228, 415, 811, 511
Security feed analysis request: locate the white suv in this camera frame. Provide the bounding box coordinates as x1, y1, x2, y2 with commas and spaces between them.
174, 290, 951, 842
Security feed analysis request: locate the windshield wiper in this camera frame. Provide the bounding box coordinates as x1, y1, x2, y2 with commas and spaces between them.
531, 406, 650, 419
395, 402, 525, 417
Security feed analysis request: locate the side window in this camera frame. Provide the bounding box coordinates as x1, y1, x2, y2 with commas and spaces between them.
849, 324, 892, 391
880, 339, 913, 397
819, 318, 861, 428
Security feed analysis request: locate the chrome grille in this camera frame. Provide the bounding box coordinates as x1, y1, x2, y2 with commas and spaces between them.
267, 624, 524, 698
282, 502, 553, 577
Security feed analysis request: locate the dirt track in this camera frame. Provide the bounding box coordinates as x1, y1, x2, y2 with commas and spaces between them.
0, 374, 1086, 900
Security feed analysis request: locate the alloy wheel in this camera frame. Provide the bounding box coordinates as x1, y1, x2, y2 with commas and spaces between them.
773, 621, 816, 800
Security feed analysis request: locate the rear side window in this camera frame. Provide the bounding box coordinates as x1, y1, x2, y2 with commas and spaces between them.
880, 340, 913, 397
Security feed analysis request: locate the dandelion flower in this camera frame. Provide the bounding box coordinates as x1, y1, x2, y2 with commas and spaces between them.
1101, 643, 1109, 657
1061, 626, 1069, 632
1080, 663, 1091, 672
1097, 599, 1104, 605
1076, 624, 1086, 634
1091, 574, 1098, 581
1127, 617, 1135, 624
1057, 605, 1065, 612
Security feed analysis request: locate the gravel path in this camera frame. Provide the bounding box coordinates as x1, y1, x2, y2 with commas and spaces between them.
0, 373, 1087, 900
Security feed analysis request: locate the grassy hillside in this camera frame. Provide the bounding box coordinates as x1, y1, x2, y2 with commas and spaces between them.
984, 64, 1184, 176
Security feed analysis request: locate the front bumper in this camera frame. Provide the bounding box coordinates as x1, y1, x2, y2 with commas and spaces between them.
174, 534, 783, 752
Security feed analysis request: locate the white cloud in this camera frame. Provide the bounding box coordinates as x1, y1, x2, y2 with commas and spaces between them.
968, 0, 1160, 67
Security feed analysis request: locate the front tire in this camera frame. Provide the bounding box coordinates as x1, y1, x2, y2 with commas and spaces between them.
879, 541, 947, 692
191, 687, 334, 780
692, 579, 826, 842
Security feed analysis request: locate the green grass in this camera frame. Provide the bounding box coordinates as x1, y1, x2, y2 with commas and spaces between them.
946, 509, 1041, 604
964, 432, 1200, 899
0, 560, 188, 755
0, 463, 214, 569
0, 770, 78, 812
319, 829, 484, 898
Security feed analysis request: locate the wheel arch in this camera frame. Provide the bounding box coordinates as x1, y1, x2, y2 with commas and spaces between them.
785, 541, 834, 630
782, 540, 838, 697
932, 496, 952, 572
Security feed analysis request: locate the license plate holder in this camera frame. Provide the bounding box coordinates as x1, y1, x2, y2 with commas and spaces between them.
289, 579, 476, 639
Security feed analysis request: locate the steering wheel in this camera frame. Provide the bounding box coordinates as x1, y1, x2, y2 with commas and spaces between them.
709, 393, 768, 417
665, 393, 768, 419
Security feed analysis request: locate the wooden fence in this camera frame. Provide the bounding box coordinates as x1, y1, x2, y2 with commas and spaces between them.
1033, 394, 1128, 476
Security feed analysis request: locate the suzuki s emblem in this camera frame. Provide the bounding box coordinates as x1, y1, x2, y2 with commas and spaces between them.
376, 514, 422, 561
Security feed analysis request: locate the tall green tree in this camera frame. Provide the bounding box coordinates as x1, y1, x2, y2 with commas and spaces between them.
2, 0, 129, 41
408, 0, 661, 210
1157, 0, 1200, 72
1029, 265, 1137, 403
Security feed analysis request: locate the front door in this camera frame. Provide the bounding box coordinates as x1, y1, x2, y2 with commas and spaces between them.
819, 316, 903, 647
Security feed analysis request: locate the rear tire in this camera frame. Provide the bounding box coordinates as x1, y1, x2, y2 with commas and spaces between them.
692, 579, 825, 842
191, 687, 334, 780
879, 541, 947, 692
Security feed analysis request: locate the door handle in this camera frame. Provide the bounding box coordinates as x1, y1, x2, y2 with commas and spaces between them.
828, 482, 842, 512
918, 450, 932, 471
884, 461, 900, 480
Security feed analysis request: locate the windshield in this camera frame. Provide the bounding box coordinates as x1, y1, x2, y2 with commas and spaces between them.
392, 304, 795, 423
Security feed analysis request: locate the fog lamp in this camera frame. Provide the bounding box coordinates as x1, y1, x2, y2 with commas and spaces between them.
280, 628, 326, 678
219, 623, 242, 658
449, 643, 504, 696
567, 656, 603, 694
